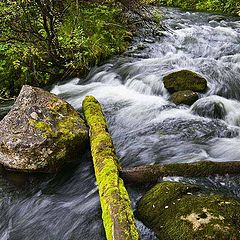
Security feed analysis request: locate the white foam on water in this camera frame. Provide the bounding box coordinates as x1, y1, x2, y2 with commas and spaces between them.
209, 137, 240, 161
191, 95, 240, 126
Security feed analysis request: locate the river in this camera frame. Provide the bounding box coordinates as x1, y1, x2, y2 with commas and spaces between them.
0, 7, 240, 240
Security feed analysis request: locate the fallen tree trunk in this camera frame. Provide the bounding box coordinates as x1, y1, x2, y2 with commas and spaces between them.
121, 160, 240, 184
82, 96, 140, 240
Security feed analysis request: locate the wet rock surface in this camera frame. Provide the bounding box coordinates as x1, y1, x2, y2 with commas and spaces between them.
191, 97, 227, 120
0, 85, 88, 172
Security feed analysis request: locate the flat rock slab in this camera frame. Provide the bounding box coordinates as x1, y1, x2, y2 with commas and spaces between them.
0, 85, 88, 172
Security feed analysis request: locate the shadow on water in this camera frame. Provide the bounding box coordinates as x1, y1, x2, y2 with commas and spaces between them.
0, 100, 14, 120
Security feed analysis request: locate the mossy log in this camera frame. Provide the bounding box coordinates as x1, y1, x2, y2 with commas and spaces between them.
82, 96, 140, 240
121, 161, 240, 184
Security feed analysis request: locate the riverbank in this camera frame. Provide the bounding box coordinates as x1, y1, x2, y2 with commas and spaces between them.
0, 1, 132, 98
2, 0, 238, 100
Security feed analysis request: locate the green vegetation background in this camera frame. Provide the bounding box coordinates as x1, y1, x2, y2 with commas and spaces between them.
0, 0, 239, 98
158, 0, 240, 15
0, 0, 131, 97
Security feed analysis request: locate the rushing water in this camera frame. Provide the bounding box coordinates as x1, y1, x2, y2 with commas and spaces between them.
0, 7, 240, 240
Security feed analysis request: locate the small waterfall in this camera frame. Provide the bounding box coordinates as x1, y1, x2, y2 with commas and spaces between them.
191, 95, 240, 126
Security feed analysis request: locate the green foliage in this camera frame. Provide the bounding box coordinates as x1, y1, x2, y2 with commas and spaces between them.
158, 0, 240, 15
196, 0, 240, 14
59, 2, 129, 76
0, 0, 130, 98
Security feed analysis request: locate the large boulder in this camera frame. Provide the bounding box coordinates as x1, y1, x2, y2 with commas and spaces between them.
137, 182, 240, 240
163, 70, 207, 93
0, 85, 88, 173
170, 90, 198, 105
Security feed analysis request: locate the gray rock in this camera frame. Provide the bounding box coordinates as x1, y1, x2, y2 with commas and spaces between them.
0, 85, 88, 172
137, 43, 147, 50
208, 15, 226, 22
144, 38, 155, 43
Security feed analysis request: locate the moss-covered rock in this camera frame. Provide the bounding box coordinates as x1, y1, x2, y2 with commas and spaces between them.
163, 70, 207, 93
82, 96, 139, 240
0, 85, 88, 172
137, 182, 240, 240
170, 90, 198, 105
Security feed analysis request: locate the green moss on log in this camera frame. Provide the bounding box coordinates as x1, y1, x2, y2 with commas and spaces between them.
137, 182, 240, 240
121, 160, 240, 184
82, 96, 140, 240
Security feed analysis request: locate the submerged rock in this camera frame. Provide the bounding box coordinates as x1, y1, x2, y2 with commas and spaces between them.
170, 90, 198, 105
191, 96, 227, 120
0, 85, 88, 173
137, 43, 147, 50
137, 182, 240, 240
208, 15, 226, 22
163, 70, 207, 93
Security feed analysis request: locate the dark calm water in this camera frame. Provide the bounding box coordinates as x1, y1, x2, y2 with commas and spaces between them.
1, 7, 240, 240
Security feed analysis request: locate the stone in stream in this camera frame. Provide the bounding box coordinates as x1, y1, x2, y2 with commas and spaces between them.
170, 90, 198, 105
208, 15, 226, 22
191, 97, 227, 120
163, 70, 207, 93
0, 85, 88, 173
137, 182, 240, 240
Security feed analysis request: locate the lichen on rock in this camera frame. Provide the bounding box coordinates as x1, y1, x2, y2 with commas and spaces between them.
137, 182, 240, 240
0, 85, 88, 172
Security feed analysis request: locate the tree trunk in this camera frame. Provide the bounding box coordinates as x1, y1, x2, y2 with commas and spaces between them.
121, 161, 240, 184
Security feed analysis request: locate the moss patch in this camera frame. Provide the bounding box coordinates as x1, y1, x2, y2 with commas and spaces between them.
137, 182, 240, 240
